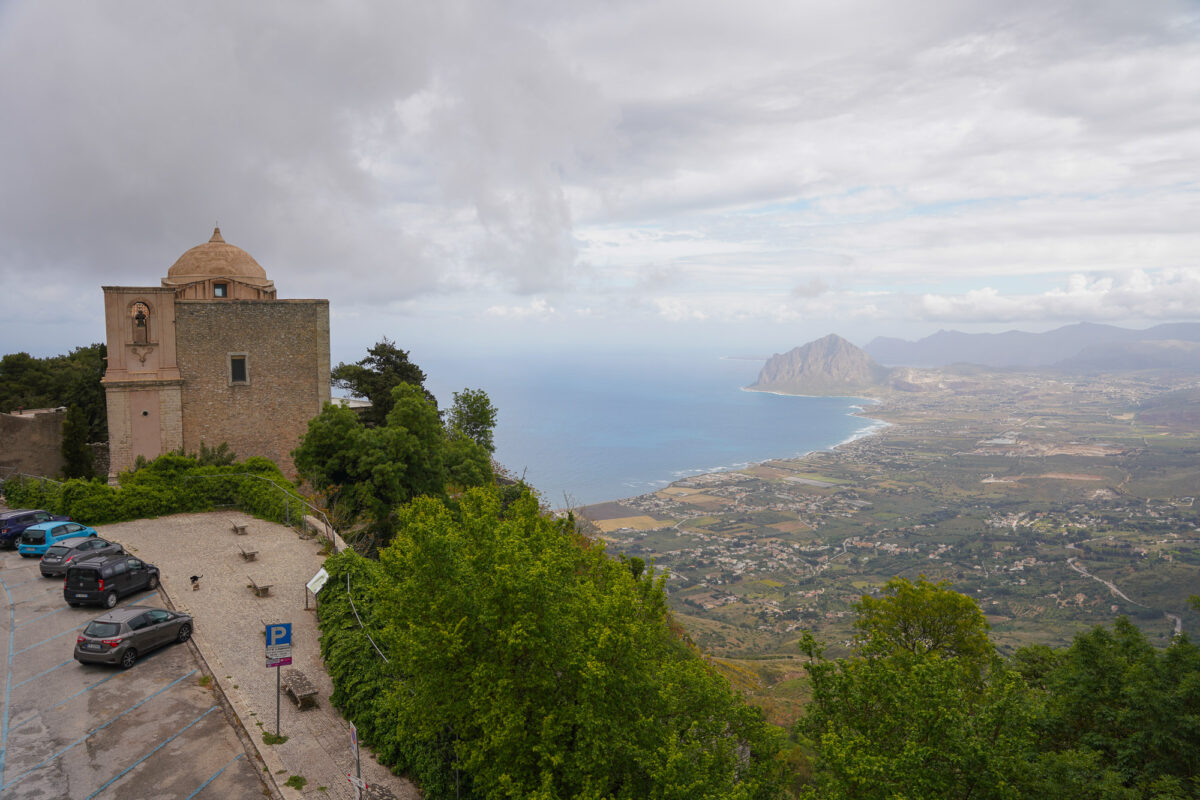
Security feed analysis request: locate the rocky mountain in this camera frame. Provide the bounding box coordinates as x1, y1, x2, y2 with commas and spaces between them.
865, 322, 1200, 368
748, 334, 891, 395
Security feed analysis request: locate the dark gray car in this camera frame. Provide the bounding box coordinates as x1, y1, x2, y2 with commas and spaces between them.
64, 554, 160, 608
40, 537, 125, 577
74, 606, 193, 668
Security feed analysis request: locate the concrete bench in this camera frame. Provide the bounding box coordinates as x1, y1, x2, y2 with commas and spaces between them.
247, 575, 272, 597
238, 545, 258, 561
282, 668, 319, 710
230, 520, 248, 535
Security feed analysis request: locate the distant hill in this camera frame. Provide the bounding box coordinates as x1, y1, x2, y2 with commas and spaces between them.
865, 322, 1200, 368
748, 334, 891, 395
1061, 339, 1200, 372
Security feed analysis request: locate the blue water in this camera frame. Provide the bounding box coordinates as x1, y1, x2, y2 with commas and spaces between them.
424, 352, 880, 507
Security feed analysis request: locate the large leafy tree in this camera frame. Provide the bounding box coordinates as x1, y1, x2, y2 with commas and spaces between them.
0, 343, 107, 441
1026, 618, 1200, 797
854, 576, 994, 667
332, 337, 434, 427
321, 488, 786, 800
798, 579, 1037, 799
293, 383, 491, 544
446, 388, 498, 454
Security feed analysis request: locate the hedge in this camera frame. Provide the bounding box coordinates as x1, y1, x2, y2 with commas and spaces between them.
2, 452, 314, 529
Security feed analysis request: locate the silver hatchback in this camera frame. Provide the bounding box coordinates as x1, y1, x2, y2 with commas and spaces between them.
74, 606, 193, 668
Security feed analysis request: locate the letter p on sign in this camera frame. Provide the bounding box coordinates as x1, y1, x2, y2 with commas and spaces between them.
266, 623, 292, 648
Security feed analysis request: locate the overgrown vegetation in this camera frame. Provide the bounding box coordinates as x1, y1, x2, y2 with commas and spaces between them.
294, 377, 497, 551
0, 344, 107, 441
331, 337, 436, 426
2, 451, 308, 527
796, 578, 1200, 798
317, 486, 787, 800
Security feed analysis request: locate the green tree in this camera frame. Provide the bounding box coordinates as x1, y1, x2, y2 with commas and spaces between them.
321, 488, 786, 800
1031, 618, 1200, 796
798, 652, 1038, 800
60, 404, 94, 479
854, 576, 993, 667
293, 383, 491, 545
798, 580, 1037, 800
331, 338, 433, 427
0, 343, 107, 441
445, 388, 498, 454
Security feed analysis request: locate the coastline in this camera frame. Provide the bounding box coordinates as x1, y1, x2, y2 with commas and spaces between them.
581, 391, 894, 510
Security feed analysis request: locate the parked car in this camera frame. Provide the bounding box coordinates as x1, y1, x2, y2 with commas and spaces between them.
40, 537, 125, 577
74, 606, 193, 668
18, 521, 97, 557
0, 509, 70, 549
64, 554, 160, 608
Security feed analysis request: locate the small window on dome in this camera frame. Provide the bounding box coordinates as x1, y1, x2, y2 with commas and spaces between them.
214, 282, 228, 298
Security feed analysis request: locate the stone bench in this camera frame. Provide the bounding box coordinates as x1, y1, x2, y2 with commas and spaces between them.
247, 575, 272, 597
282, 668, 319, 710
230, 520, 248, 535
238, 545, 258, 561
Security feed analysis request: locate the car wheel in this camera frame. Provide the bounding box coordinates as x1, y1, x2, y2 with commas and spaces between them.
176, 623, 192, 643
120, 648, 138, 669
148, 574, 159, 590
104, 592, 118, 609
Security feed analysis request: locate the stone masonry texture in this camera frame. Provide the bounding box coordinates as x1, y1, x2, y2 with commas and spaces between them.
175, 299, 330, 477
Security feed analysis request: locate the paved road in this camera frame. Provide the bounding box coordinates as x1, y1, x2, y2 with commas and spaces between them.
0, 546, 268, 799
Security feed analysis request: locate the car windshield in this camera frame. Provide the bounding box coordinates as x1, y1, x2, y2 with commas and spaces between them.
83, 621, 121, 638
45, 546, 71, 556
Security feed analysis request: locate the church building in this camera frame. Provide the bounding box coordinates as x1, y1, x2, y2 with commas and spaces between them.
101, 228, 330, 479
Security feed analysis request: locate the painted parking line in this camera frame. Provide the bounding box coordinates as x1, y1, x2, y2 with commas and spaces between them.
0, 669, 196, 792
17, 603, 77, 628
1, 574, 17, 776
12, 625, 80, 657
10, 592, 160, 657
84, 704, 219, 800
13, 658, 73, 689
185, 752, 245, 800
2, 578, 48, 590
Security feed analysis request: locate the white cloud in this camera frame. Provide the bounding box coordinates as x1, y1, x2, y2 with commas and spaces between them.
2, 0, 1200, 357
485, 298, 558, 318
918, 269, 1200, 322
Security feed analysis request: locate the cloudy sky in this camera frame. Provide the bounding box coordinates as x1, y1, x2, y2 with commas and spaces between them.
2, 0, 1199, 363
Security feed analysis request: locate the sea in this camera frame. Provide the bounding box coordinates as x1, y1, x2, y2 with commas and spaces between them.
424, 351, 884, 508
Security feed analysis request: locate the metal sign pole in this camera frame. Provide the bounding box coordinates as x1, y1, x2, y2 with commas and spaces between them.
276, 664, 281, 737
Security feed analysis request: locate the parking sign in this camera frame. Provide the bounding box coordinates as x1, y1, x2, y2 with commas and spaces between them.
266, 622, 292, 667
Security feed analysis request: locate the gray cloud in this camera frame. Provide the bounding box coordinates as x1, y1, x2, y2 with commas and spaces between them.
2, 0, 1198, 357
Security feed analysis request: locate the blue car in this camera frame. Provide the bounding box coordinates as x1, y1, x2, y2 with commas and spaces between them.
18, 521, 98, 557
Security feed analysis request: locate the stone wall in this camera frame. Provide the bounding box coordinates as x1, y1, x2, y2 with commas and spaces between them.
0, 408, 66, 478
175, 299, 330, 477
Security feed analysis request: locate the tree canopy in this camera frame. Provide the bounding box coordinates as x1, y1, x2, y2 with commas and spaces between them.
0, 344, 108, 441
446, 387, 498, 454
853, 576, 993, 666
331, 337, 434, 427
318, 488, 787, 800
293, 383, 493, 547
797, 579, 1200, 799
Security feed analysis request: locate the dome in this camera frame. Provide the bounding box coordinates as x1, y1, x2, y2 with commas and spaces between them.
164, 227, 271, 286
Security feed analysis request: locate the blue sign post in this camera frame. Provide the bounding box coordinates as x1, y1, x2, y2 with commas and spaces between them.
266, 623, 293, 737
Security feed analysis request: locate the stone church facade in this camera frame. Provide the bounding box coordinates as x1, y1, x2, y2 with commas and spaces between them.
101, 228, 330, 479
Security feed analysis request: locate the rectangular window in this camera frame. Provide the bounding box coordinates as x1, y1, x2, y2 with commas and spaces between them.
230, 355, 248, 384
213, 283, 228, 298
